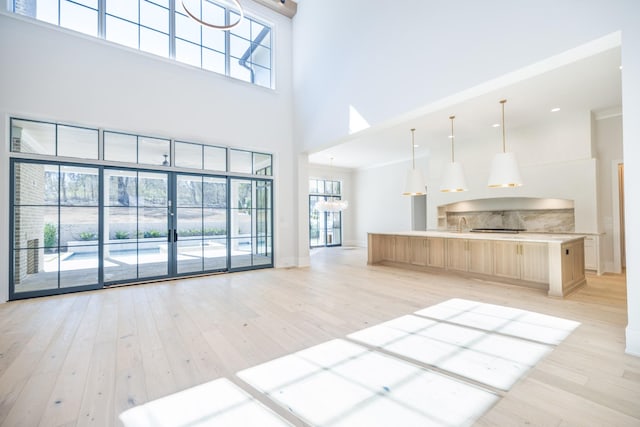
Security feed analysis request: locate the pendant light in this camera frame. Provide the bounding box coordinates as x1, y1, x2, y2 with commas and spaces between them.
402, 128, 426, 196
487, 99, 523, 188
440, 115, 468, 192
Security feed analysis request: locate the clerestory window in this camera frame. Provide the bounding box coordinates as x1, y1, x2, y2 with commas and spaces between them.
10, 0, 273, 88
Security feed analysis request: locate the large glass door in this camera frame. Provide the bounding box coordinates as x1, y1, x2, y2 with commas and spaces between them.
175, 174, 228, 275
11, 161, 273, 299
104, 169, 170, 284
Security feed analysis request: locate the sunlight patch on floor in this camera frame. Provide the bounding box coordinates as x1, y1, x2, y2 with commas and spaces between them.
238, 339, 498, 427
119, 378, 290, 427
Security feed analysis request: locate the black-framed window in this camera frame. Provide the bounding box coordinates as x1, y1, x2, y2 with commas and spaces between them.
11, 118, 99, 160
11, 0, 273, 88
309, 178, 344, 248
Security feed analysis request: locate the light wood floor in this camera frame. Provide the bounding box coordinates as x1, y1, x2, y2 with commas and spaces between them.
0, 247, 639, 426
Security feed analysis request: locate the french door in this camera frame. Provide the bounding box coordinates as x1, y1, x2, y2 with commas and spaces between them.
10, 160, 272, 299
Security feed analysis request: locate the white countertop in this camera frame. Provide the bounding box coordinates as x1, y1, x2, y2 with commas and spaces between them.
369, 230, 585, 244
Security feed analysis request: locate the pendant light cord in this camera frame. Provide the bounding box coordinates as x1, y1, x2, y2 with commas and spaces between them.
500, 99, 507, 153
411, 128, 416, 169
449, 115, 455, 162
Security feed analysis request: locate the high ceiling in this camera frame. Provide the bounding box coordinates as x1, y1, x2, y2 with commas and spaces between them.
308, 45, 622, 170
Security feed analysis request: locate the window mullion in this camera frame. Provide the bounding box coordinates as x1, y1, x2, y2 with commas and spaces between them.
169, 0, 176, 58
98, 0, 106, 38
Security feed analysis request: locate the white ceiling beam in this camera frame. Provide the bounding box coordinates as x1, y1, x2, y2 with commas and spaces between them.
252, 0, 297, 18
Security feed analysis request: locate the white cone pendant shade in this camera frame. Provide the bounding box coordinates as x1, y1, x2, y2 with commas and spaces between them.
440, 162, 468, 192
488, 99, 523, 188
440, 115, 468, 192
487, 152, 523, 187
404, 168, 427, 195
402, 128, 426, 196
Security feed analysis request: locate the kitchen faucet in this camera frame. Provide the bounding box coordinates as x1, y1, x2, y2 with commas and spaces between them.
457, 216, 468, 232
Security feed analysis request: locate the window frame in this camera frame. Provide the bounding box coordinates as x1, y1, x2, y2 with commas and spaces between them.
10, 0, 274, 88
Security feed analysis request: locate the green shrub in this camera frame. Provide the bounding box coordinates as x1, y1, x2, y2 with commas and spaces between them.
79, 231, 98, 241
114, 231, 130, 239
44, 223, 57, 248
143, 230, 162, 238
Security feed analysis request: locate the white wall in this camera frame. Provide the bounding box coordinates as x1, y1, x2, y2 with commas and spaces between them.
292, 0, 640, 355
0, 2, 296, 302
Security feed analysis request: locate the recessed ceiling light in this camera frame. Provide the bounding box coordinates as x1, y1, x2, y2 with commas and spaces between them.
492, 123, 500, 128
619, 65, 623, 70
413, 144, 420, 148
551, 107, 561, 112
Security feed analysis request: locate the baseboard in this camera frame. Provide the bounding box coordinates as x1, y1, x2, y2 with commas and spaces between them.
626, 326, 640, 357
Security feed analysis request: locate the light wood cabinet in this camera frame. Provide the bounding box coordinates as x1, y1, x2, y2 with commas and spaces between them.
395, 236, 411, 264
446, 239, 468, 271
494, 241, 548, 284
426, 237, 445, 268
410, 237, 428, 266
368, 233, 584, 297
562, 239, 585, 286
468, 239, 494, 275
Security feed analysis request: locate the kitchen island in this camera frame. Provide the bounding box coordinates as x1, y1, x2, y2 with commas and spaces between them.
367, 231, 586, 297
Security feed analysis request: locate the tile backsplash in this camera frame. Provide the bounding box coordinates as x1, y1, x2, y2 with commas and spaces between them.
446, 209, 575, 232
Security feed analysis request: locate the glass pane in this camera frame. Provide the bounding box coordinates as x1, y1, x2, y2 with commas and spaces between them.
230, 33, 250, 59
229, 12, 250, 39
230, 150, 252, 174
204, 208, 226, 236
139, 208, 167, 238
105, 170, 138, 206
59, 166, 99, 206
14, 249, 59, 293
177, 239, 203, 274
60, 246, 99, 288
317, 180, 325, 194
177, 208, 202, 239
138, 137, 170, 167
61, 207, 99, 247
105, 207, 137, 240
104, 242, 138, 282
175, 142, 203, 169
139, 173, 167, 207
202, 26, 225, 52
175, 39, 201, 68
203, 238, 226, 270
140, 27, 169, 57
107, 0, 139, 22
202, 48, 225, 74
14, 206, 56, 250
175, 11, 201, 44
60, 1, 98, 37
11, 119, 55, 155
57, 125, 98, 159
32, 1, 59, 25
140, 0, 168, 33
253, 153, 272, 175
309, 180, 317, 194
252, 20, 270, 47
138, 240, 168, 278
253, 64, 271, 89
203, 177, 226, 208
105, 132, 137, 163
251, 45, 270, 68
230, 61, 252, 83
106, 15, 139, 50
204, 146, 226, 172
253, 236, 271, 266
177, 175, 203, 207
14, 163, 58, 206
202, 0, 225, 28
